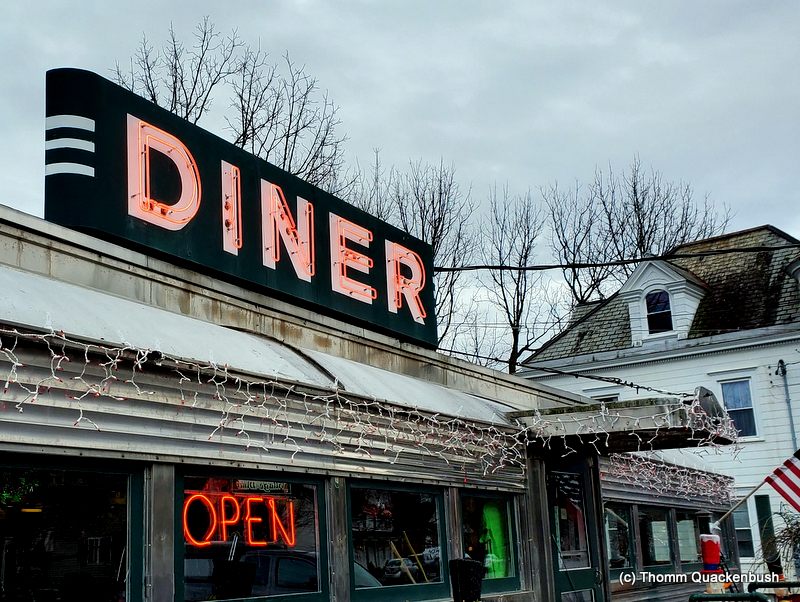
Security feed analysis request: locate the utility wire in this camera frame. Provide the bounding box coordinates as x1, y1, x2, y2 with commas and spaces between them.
433, 243, 800, 273
438, 346, 690, 397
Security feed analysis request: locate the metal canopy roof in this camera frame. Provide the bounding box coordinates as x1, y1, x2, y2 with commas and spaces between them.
0, 263, 513, 426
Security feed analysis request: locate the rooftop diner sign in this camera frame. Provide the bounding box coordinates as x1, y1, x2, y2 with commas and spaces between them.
44, 69, 437, 347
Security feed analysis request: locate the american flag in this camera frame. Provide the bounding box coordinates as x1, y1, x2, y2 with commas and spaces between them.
766, 449, 800, 512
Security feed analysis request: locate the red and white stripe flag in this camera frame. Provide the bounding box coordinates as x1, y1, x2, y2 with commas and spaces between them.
766, 449, 800, 512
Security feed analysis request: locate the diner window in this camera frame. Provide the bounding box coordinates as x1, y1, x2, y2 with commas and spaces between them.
461, 494, 514, 580
676, 511, 702, 563
0, 466, 133, 602
645, 290, 673, 334
604, 503, 633, 570
549, 471, 590, 569
733, 504, 755, 558
721, 380, 757, 437
182, 476, 321, 601
638, 507, 672, 566
350, 487, 443, 590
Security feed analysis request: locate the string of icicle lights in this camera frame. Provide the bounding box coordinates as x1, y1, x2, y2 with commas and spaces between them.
605, 453, 733, 505
0, 328, 737, 483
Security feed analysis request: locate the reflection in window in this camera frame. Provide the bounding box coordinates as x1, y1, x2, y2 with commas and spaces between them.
721, 380, 757, 437
350, 488, 442, 587
733, 504, 755, 558
182, 477, 319, 601
639, 507, 671, 566
461, 495, 514, 579
604, 503, 632, 569
0, 467, 129, 602
677, 512, 701, 563
645, 290, 673, 334
549, 472, 590, 569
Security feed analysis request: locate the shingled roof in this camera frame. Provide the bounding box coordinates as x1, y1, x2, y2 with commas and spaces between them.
527, 225, 800, 363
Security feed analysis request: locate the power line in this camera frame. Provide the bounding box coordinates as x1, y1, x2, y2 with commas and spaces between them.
433, 243, 800, 273
438, 346, 690, 397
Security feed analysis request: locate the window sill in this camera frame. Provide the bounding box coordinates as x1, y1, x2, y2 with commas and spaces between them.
738, 436, 764, 443
642, 331, 678, 342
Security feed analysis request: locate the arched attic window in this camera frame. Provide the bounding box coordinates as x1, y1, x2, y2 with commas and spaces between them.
645, 290, 673, 334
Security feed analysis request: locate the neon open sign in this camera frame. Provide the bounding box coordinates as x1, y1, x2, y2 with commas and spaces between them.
44, 69, 437, 347
183, 492, 296, 548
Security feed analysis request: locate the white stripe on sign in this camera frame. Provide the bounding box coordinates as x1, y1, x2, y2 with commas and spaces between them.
45, 115, 95, 132
45, 163, 95, 177
45, 138, 95, 153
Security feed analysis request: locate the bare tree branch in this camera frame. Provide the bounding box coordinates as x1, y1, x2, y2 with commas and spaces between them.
115, 18, 356, 198
481, 186, 550, 373
390, 159, 476, 342
546, 156, 730, 304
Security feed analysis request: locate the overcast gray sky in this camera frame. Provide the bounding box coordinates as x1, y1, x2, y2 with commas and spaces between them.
2, 1, 798, 240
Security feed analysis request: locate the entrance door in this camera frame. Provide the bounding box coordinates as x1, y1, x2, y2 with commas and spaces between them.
546, 457, 605, 602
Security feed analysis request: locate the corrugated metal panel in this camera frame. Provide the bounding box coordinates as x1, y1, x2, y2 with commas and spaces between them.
0, 347, 526, 491
0, 263, 333, 387
0, 262, 515, 426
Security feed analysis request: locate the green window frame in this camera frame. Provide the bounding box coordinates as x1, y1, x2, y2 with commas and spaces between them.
460, 491, 521, 595
0, 455, 144, 602
348, 481, 450, 602
174, 470, 328, 602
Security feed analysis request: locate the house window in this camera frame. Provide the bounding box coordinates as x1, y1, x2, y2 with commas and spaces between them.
604, 503, 633, 569
645, 290, 673, 334
721, 380, 757, 437
733, 504, 754, 558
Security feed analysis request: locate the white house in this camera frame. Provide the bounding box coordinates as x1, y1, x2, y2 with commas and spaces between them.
521, 225, 800, 577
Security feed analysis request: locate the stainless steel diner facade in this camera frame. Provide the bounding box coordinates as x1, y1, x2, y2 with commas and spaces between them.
0, 205, 732, 602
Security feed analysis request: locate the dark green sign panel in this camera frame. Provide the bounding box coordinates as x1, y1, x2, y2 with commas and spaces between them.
44, 69, 437, 347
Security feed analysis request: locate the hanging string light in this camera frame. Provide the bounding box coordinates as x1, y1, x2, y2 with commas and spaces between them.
0, 327, 737, 485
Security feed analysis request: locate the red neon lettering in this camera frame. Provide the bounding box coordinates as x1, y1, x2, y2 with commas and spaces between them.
183, 492, 300, 548
183, 494, 217, 547
329, 213, 377, 304
219, 494, 241, 542
385, 241, 427, 324
126, 115, 202, 230
244, 496, 267, 546
268, 498, 296, 546
261, 180, 315, 281
222, 161, 243, 255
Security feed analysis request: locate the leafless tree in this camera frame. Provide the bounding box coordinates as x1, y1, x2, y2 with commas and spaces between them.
545, 181, 615, 304
115, 18, 354, 197
349, 149, 397, 222
228, 52, 355, 196
545, 156, 729, 304
390, 159, 476, 343
481, 186, 552, 373
115, 17, 242, 124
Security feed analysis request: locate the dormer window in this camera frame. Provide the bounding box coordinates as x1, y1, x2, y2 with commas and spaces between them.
619, 261, 706, 346
645, 290, 673, 334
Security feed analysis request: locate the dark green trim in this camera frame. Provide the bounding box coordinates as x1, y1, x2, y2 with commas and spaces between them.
348, 481, 451, 602
174, 471, 185, 602
128, 471, 145, 602
174, 468, 329, 602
